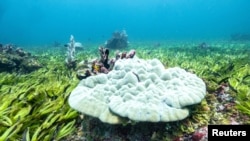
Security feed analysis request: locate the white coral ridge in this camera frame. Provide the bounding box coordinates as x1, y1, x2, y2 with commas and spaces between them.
68, 56, 206, 124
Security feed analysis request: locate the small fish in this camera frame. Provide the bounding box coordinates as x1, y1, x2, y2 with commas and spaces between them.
64, 42, 84, 49
74, 42, 84, 48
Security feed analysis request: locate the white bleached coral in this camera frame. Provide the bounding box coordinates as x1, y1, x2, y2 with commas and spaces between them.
68, 56, 206, 124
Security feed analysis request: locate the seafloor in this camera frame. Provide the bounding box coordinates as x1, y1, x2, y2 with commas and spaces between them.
0, 40, 249, 141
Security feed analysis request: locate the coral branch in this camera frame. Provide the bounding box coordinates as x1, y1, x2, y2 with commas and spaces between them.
65, 35, 77, 68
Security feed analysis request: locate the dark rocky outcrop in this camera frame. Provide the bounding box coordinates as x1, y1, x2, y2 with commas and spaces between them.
104, 30, 129, 49
0, 44, 42, 73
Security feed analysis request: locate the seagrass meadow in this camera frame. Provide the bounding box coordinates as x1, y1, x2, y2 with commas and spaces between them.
0, 40, 249, 141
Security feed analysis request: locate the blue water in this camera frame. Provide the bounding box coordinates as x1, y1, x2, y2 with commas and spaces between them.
1, 0, 250, 46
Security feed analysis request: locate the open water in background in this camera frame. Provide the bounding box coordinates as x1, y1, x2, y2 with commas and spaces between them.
0, 0, 250, 46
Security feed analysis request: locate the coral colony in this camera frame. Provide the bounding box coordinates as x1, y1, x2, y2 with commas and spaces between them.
0, 43, 41, 73
104, 30, 129, 49
65, 35, 77, 68
1, 31, 250, 140
69, 57, 206, 124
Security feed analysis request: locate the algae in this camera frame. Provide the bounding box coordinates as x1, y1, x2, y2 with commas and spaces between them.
0, 41, 250, 140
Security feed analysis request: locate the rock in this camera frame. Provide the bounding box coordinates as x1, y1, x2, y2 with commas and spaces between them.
0, 44, 41, 73
104, 30, 129, 49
